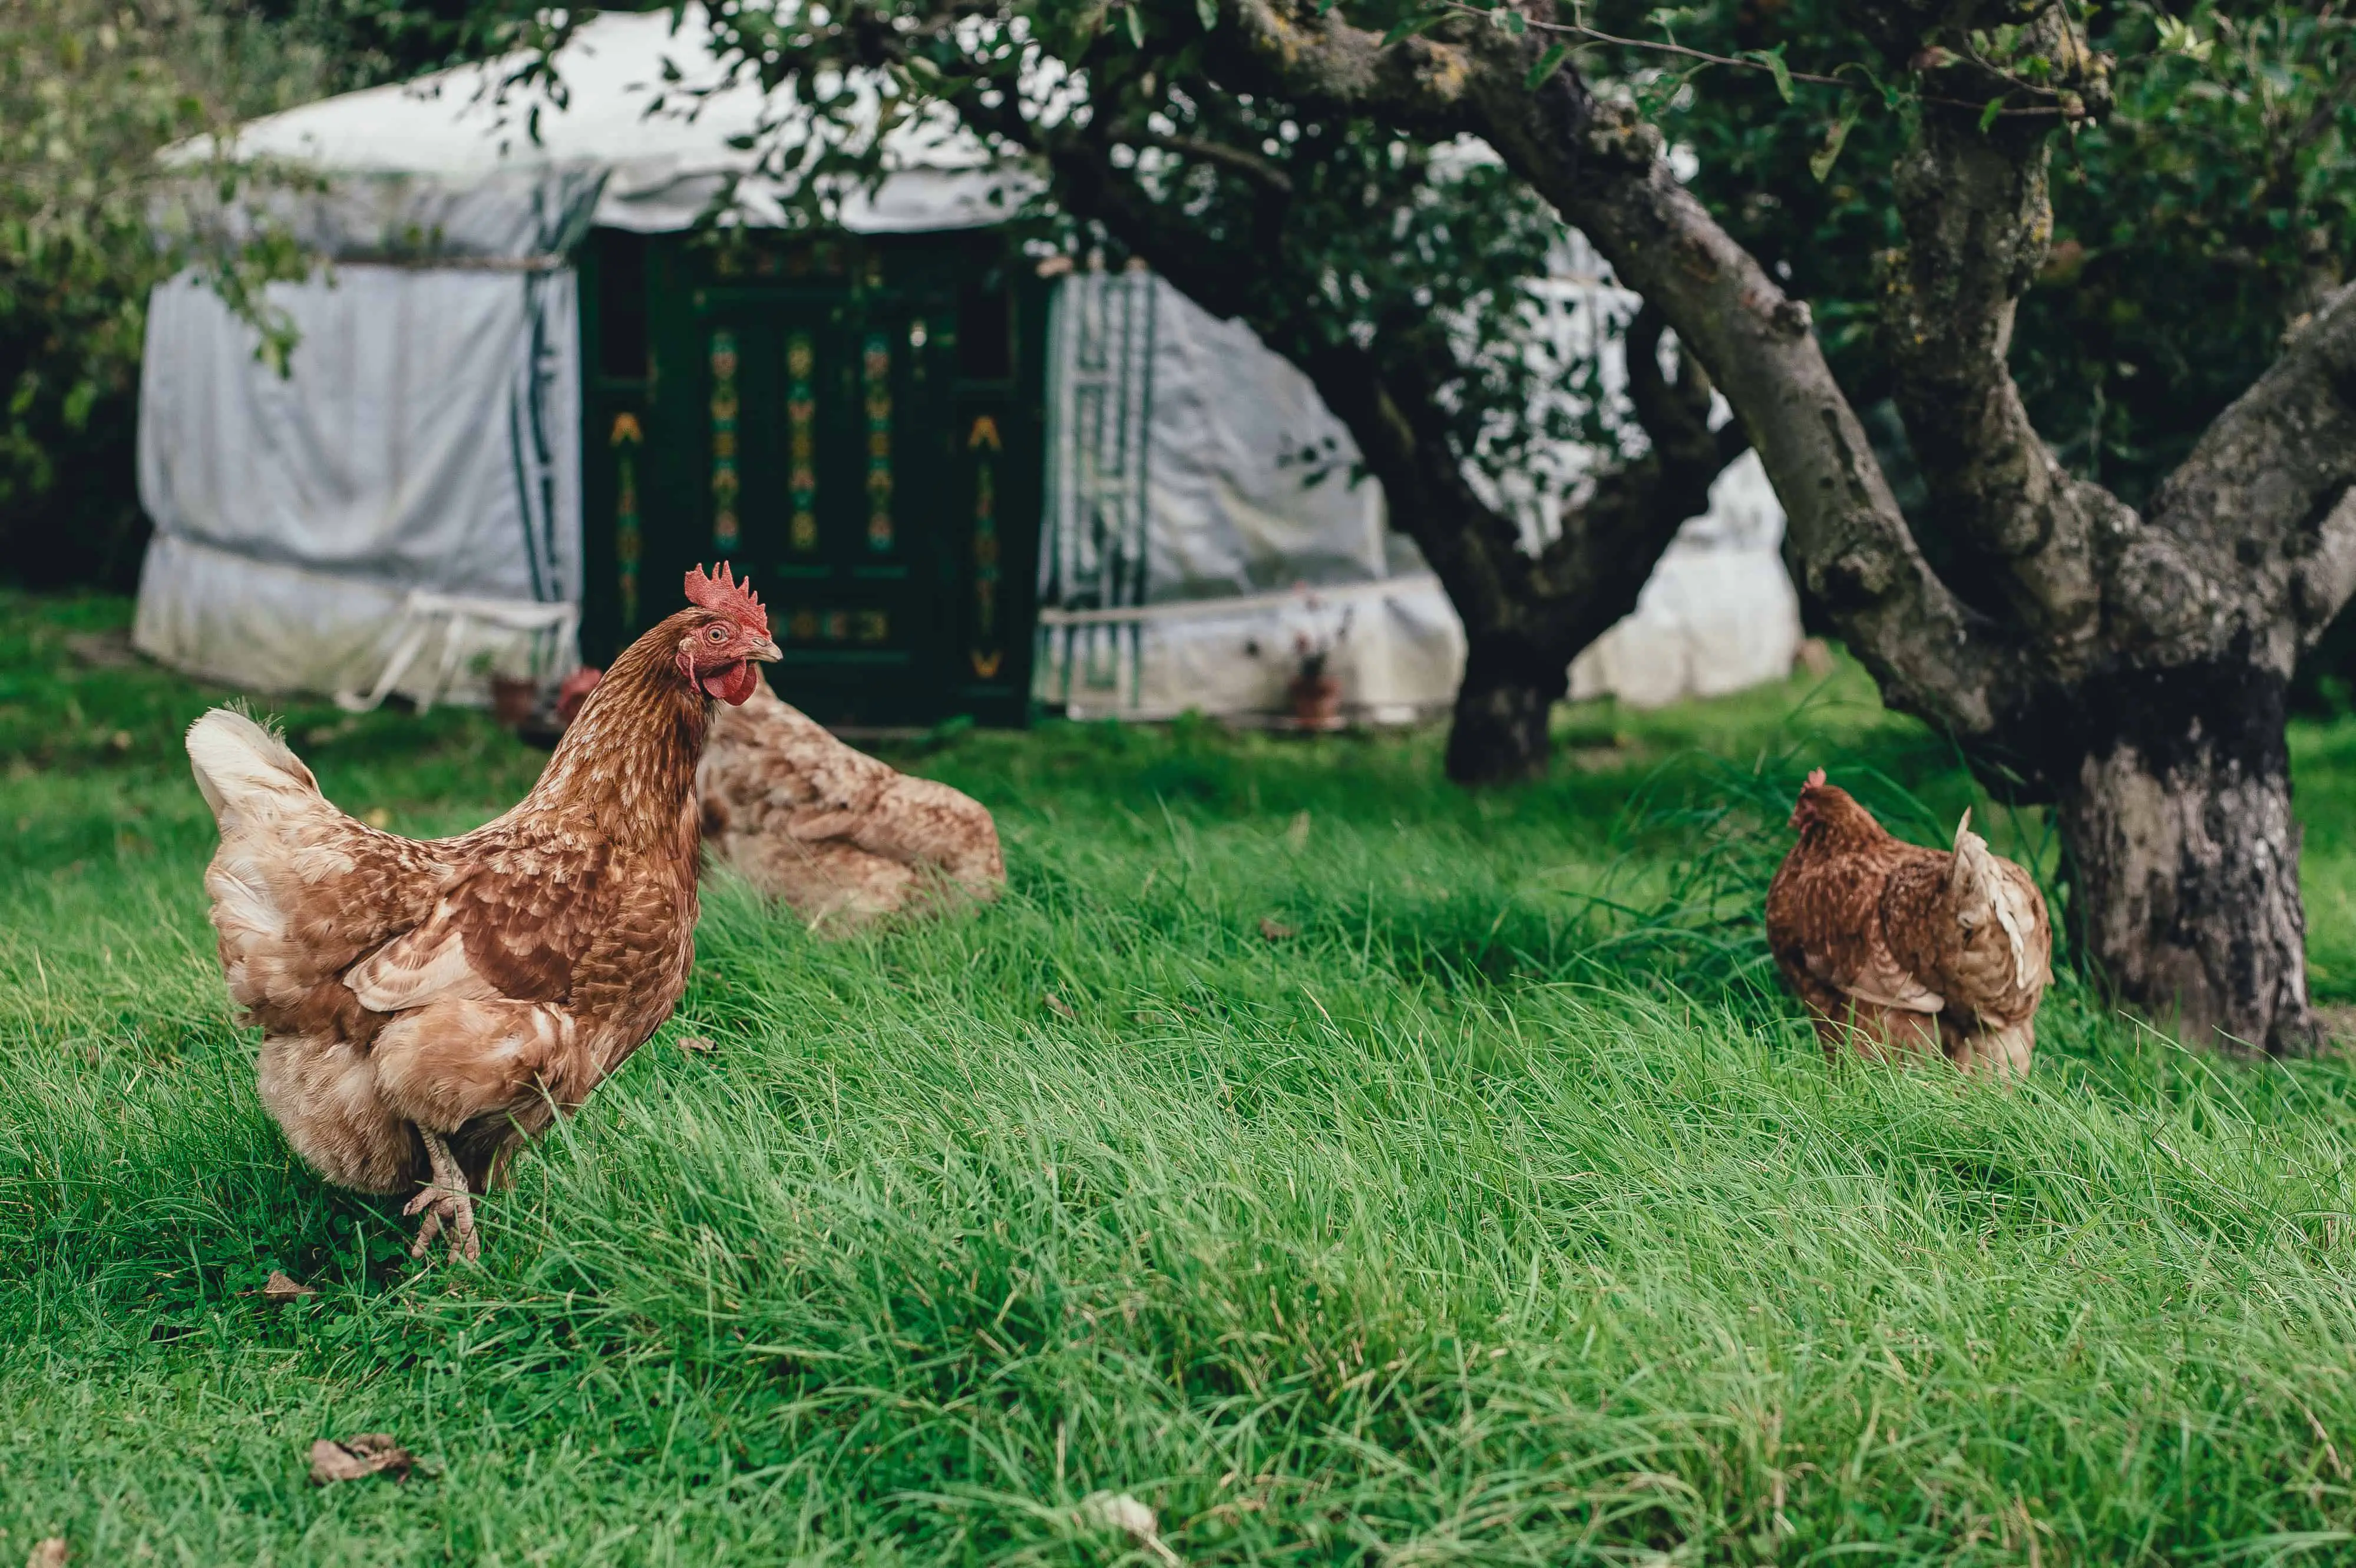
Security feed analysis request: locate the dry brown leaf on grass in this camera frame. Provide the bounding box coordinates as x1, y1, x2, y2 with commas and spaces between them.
1080, 1492, 1181, 1566
1257, 917, 1296, 942
675, 1034, 716, 1055
1043, 992, 1077, 1021
27, 1539, 68, 1568
260, 1271, 315, 1305
308, 1434, 418, 1484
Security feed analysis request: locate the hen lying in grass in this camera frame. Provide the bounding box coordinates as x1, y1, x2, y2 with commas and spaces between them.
1766, 769, 2053, 1077
186, 565, 779, 1261
697, 673, 1004, 929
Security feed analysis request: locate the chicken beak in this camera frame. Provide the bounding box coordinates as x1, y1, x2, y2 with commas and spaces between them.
751, 638, 782, 663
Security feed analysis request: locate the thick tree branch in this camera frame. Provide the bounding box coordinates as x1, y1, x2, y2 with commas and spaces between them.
2144, 282, 2356, 661
1878, 107, 2111, 659
1514, 121, 2019, 737
1004, 73, 1729, 671
1843, 2, 2119, 665
2296, 488, 2356, 654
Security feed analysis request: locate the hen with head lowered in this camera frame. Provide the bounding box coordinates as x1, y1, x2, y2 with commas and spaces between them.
697, 673, 1004, 929
1765, 770, 2053, 1077
186, 565, 780, 1261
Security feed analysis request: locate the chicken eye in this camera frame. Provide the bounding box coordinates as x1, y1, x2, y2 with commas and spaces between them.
708, 626, 728, 642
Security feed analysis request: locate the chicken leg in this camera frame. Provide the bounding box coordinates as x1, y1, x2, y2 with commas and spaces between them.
404, 1127, 480, 1263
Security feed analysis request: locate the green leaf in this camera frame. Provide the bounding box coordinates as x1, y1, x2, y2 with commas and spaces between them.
1525, 41, 1571, 90
61, 378, 97, 431
1809, 102, 1859, 181
1381, 8, 1453, 47
1744, 46, 1794, 103
2156, 14, 2215, 62
1123, 2, 1144, 47
1979, 95, 2004, 132
1196, 0, 1218, 28
1496, 9, 1525, 34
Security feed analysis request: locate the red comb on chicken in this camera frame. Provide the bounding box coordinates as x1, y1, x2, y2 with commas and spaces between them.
1766, 770, 2053, 1077
185, 564, 781, 1261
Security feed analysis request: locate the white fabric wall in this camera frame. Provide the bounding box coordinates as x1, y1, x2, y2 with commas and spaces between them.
1035, 271, 1802, 722
1568, 450, 1803, 709
1037, 274, 1467, 721
1048, 577, 1466, 723
1138, 287, 1392, 600
133, 265, 580, 699
169, 8, 1035, 252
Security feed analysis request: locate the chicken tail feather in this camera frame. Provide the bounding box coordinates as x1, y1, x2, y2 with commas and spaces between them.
1951, 822, 2039, 987
187, 707, 320, 827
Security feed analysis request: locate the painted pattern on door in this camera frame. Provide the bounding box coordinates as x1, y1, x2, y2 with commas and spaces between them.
581, 229, 1043, 727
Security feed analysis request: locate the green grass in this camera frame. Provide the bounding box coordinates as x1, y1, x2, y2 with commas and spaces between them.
9, 589, 2356, 1564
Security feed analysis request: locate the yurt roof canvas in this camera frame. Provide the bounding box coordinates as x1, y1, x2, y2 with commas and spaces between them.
164, 7, 1040, 251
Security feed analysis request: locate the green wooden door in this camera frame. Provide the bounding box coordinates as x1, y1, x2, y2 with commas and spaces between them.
693, 294, 950, 725
580, 229, 1044, 729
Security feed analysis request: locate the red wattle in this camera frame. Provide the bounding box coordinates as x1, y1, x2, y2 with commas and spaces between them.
700, 660, 758, 704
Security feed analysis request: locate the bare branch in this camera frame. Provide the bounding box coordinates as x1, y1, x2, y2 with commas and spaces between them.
2295, 487, 2356, 653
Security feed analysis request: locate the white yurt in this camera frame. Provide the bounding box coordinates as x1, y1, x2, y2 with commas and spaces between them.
131, 4, 1799, 726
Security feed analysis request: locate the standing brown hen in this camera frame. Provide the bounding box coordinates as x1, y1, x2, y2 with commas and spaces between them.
187, 565, 779, 1261
1765, 769, 2053, 1077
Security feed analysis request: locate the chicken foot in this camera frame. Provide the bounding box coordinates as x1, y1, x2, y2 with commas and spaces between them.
403, 1127, 480, 1263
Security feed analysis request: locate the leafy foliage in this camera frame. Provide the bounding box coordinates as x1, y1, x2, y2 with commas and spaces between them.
0, 0, 559, 593
252, 0, 536, 88
0, 0, 341, 589
1588, 0, 2355, 513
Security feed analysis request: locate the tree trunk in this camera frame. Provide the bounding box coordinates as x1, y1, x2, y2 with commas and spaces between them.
2051, 671, 2321, 1054
1445, 636, 1565, 785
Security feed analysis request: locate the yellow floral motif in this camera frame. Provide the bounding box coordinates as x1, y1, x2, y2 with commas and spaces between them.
787, 330, 818, 553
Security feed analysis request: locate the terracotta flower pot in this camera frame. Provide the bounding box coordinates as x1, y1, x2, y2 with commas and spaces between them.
1288, 671, 1344, 730
490, 675, 539, 729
